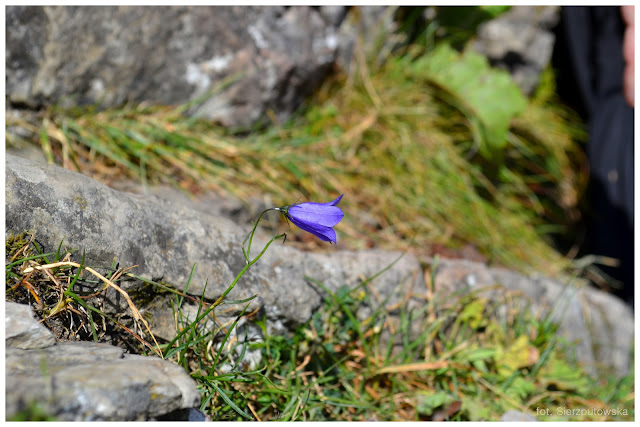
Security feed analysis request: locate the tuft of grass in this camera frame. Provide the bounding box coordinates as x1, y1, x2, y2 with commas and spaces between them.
5, 230, 161, 354
7, 402, 58, 421
164, 256, 633, 421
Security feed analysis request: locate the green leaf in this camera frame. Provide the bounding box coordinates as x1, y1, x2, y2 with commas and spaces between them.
456, 345, 496, 372
210, 382, 253, 420
458, 298, 488, 329
504, 375, 536, 400
495, 335, 539, 377
420, 44, 527, 162
416, 391, 455, 416
538, 355, 590, 394
479, 5, 512, 18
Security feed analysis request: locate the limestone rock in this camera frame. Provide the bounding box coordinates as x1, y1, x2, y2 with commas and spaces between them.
500, 409, 538, 422
5, 301, 56, 349
5, 303, 201, 421
6, 343, 201, 421
473, 6, 560, 95
6, 6, 344, 128
5, 153, 427, 337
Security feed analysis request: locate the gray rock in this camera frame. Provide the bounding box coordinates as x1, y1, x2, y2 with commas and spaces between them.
5, 329, 201, 421
432, 258, 633, 377
501, 409, 537, 421
579, 290, 634, 378
6, 6, 344, 128
318, 5, 349, 27
5, 301, 56, 349
334, 6, 398, 71
5, 153, 427, 341
473, 6, 561, 95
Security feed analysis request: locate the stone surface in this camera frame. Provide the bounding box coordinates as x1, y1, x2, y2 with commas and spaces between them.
5, 153, 427, 338
5, 301, 56, 349
473, 6, 560, 95
432, 258, 634, 377
500, 409, 538, 422
6, 6, 345, 128
6, 5, 563, 126
5, 303, 201, 421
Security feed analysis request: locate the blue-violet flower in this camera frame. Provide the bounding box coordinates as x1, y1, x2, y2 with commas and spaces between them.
278, 194, 344, 244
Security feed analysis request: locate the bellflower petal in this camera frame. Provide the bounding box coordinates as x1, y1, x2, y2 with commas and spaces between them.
327, 194, 344, 206
288, 216, 338, 243
281, 194, 344, 243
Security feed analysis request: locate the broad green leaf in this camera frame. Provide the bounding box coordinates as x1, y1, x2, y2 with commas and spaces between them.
458, 298, 488, 329
420, 44, 527, 162
539, 355, 590, 394
495, 335, 540, 377
416, 391, 455, 416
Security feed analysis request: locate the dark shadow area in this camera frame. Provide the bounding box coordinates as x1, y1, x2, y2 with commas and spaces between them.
552, 6, 634, 305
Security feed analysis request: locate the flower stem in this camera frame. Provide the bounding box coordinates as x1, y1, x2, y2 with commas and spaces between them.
166, 210, 285, 356
242, 208, 282, 263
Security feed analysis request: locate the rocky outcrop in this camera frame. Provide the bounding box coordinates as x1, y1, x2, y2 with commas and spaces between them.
5, 302, 202, 421
6, 6, 558, 125
6, 6, 347, 127
473, 6, 560, 95
5, 153, 427, 339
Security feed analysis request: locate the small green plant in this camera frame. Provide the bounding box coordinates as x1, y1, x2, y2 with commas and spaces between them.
7, 402, 58, 421
6, 230, 162, 353
158, 255, 633, 421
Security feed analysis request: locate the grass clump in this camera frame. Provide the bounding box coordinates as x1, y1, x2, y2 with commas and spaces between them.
5, 230, 161, 354
165, 257, 633, 421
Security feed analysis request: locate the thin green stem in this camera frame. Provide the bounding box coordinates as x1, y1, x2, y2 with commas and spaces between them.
213, 231, 285, 308
243, 208, 283, 263
166, 213, 286, 356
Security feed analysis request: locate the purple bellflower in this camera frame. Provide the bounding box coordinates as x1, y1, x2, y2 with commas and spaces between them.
278, 194, 344, 244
